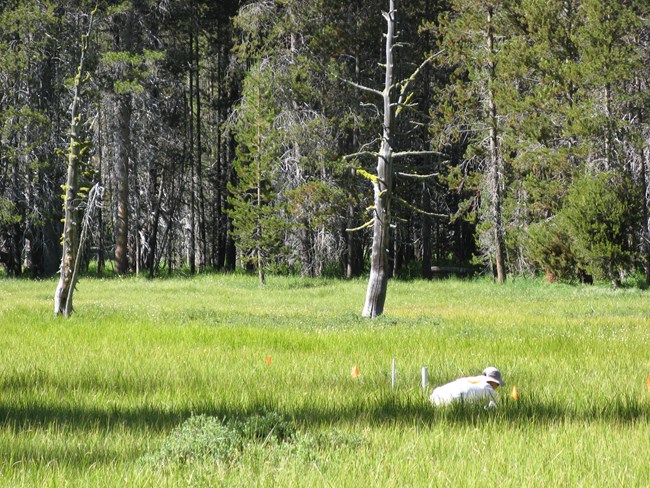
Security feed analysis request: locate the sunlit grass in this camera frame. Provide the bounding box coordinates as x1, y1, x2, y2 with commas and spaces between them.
0, 274, 649, 486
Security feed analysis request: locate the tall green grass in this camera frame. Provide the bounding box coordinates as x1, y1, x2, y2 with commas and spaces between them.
0, 275, 648, 486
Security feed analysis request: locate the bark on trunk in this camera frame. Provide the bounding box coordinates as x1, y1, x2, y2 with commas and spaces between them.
7, 166, 22, 277
54, 12, 93, 316
299, 222, 315, 277
113, 9, 133, 275
486, 7, 506, 284
188, 47, 197, 275
53, 143, 79, 316
147, 176, 164, 278
114, 92, 131, 275
256, 144, 265, 286
641, 146, 650, 284
421, 185, 433, 280
362, 0, 396, 318
193, 18, 207, 273
346, 201, 363, 278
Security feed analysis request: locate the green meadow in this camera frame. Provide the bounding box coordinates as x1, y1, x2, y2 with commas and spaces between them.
1, 275, 649, 486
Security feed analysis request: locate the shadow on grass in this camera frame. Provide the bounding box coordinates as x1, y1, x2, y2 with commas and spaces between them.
0, 395, 647, 469
333, 394, 650, 426
0, 393, 648, 434
1, 441, 141, 468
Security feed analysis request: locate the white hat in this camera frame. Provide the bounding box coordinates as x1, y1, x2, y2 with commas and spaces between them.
482, 366, 505, 386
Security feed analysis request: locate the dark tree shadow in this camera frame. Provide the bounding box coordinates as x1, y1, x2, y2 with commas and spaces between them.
0, 394, 647, 468
1, 393, 647, 433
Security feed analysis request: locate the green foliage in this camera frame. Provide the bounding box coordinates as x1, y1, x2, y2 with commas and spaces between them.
227, 60, 287, 273
142, 409, 363, 476
526, 219, 581, 282
0, 198, 21, 225
143, 412, 297, 467
113, 79, 144, 94
0, 106, 52, 162
230, 411, 296, 443
2, 0, 649, 283
101, 49, 165, 95
561, 172, 640, 282
527, 171, 641, 283
147, 415, 238, 465
0, 0, 59, 71
286, 180, 346, 228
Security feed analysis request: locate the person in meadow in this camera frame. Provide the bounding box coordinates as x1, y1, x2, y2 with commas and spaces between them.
429, 366, 505, 407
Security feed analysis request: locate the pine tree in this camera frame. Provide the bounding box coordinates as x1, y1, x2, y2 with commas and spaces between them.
503, 0, 647, 279
435, 0, 514, 281
231, 0, 364, 278
560, 172, 640, 284
227, 61, 285, 285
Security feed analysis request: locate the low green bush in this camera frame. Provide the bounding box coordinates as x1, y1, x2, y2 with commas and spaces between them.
142, 411, 361, 471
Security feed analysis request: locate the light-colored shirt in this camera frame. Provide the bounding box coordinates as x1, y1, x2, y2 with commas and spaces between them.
429, 376, 497, 406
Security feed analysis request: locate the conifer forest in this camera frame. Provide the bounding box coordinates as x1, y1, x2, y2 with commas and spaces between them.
1, 0, 650, 289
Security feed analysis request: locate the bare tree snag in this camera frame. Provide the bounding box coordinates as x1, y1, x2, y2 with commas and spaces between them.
345, 1, 441, 317
54, 9, 95, 317
360, 1, 398, 318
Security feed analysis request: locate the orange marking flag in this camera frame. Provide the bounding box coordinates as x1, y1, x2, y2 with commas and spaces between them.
511, 386, 519, 400
266, 356, 272, 365
351, 366, 360, 378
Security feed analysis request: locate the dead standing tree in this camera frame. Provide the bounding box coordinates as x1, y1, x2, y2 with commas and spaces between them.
345, 0, 443, 317
54, 9, 95, 317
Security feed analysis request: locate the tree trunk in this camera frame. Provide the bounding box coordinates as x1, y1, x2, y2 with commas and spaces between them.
53, 131, 79, 316
194, 21, 207, 273
421, 185, 433, 279
114, 91, 132, 275
299, 222, 315, 277
487, 6, 506, 284
96, 113, 105, 276
188, 44, 197, 275
256, 144, 265, 285
641, 146, 650, 284
345, 201, 363, 278
362, 0, 396, 318
224, 132, 237, 272
54, 11, 93, 316
147, 176, 164, 278
225, 216, 236, 271
7, 159, 23, 277
189, 147, 196, 274
112, 11, 134, 275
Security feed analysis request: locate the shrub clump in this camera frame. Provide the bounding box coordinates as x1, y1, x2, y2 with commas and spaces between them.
229, 411, 296, 444
143, 412, 295, 467
142, 411, 361, 469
